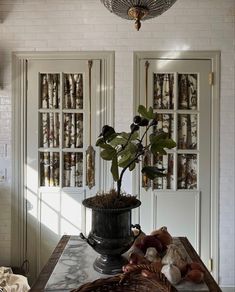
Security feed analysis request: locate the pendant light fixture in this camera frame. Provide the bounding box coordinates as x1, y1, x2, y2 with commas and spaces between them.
100, 0, 177, 31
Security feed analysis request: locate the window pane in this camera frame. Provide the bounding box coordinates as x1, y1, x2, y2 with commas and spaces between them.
178, 74, 197, 110
63, 113, 83, 148
40, 113, 60, 148
63, 152, 83, 187
153, 154, 174, 190
40, 152, 60, 187
153, 73, 174, 109
177, 154, 197, 189
178, 114, 197, 149
40, 74, 60, 109
154, 113, 174, 139
64, 74, 83, 109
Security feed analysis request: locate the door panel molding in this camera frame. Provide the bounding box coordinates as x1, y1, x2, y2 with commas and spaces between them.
12, 51, 115, 277
133, 51, 220, 280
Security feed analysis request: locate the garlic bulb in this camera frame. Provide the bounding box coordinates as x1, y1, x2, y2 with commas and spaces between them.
161, 264, 181, 285
162, 244, 187, 269
145, 247, 158, 262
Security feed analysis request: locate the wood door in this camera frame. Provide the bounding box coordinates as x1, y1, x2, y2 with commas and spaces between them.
137, 59, 212, 268
26, 59, 102, 281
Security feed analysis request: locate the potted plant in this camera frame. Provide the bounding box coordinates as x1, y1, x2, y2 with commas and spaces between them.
81, 105, 176, 274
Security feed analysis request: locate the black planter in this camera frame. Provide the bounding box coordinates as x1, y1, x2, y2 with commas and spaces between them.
81, 198, 141, 275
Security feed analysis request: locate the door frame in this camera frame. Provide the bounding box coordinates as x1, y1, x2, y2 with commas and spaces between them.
133, 51, 220, 280
11, 51, 115, 271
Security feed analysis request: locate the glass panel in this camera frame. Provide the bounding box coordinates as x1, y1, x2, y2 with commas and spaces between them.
40, 152, 60, 186
178, 114, 197, 149
64, 74, 83, 109
63, 152, 83, 187
153, 73, 174, 109
153, 154, 174, 189
178, 74, 197, 110
64, 113, 83, 148
154, 114, 174, 139
177, 154, 197, 189
40, 74, 60, 109
40, 113, 60, 148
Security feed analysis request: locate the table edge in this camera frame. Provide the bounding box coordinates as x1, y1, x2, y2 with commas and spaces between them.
30, 235, 70, 292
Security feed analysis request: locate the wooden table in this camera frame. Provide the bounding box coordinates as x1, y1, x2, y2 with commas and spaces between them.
30, 235, 221, 292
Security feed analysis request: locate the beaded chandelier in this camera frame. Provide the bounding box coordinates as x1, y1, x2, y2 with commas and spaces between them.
100, 0, 177, 30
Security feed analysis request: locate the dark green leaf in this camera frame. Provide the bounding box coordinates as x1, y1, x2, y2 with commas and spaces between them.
119, 131, 139, 141
138, 105, 155, 120
149, 132, 168, 144
151, 144, 167, 156
118, 153, 132, 168
111, 156, 119, 181
98, 143, 114, 150
106, 132, 118, 142
100, 148, 116, 160
103, 127, 115, 141
109, 136, 126, 147
129, 162, 136, 171
96, 137, 105, 146
141, 166, 166, 180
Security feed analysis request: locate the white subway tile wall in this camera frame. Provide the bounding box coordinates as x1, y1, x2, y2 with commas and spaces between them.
0, 0, 234, 287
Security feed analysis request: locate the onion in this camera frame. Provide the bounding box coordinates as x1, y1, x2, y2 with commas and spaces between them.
185, 269, 204, 283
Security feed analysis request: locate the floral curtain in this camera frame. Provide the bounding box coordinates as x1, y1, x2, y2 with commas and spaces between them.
41, 74, 60, 109
64, 74, 83, 109
64, 152, 83, 187
40, 152, 60, 187
153, 74, 174, 109
177, 154, 197, 189
178, 74, 197, 110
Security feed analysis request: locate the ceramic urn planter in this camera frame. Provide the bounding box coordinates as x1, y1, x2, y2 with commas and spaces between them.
81, 198, 141, 275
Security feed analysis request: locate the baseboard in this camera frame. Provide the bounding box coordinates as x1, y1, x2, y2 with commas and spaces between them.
221, 287, 235, 292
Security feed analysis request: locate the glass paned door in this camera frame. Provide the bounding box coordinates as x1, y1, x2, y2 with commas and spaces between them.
26, 59, 101, 280
138, 59, 211, 268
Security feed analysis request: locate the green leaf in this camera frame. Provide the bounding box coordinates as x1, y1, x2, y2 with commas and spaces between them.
151, 144, 167, 156
142, 166, 166, 180
129, 162, 136, 171
119, 131, 139, 141
138, 105, 155, 120
106, 132, 118, 142
103, 127, 116, 141
98, 143, 113, 150
100, 148, 116, 161
118, 153, 132, 168
96, 137, 105, 146
109, 136, 126, 147
118, 142, 138, 160
149, 132, 168, 144
111, 156, 119, 181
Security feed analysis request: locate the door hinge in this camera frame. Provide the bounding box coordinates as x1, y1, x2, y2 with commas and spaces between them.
209, 72, 214, 85
208, 258, 213, 272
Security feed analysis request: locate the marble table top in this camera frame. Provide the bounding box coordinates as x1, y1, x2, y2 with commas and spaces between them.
45, 236, 209, 292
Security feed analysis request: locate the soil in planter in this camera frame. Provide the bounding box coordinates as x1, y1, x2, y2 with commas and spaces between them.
85, 189, 139, 209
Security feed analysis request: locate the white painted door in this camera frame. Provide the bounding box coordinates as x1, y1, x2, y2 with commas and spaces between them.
26, 59, 102, 281
138, 59, 211, 268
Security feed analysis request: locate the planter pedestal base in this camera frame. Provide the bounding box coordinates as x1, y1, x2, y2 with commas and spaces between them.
94, 254, 128, 274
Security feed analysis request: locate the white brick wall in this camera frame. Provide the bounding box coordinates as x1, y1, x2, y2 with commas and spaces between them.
0, 0, 234, 287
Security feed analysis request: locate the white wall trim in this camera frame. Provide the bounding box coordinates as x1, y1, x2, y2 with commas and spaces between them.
133, 51, 220, 281
11, 51, 115, 268
221, 287, 235, 292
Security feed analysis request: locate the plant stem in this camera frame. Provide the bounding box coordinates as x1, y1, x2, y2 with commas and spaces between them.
117, 152, 143, 197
